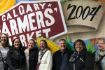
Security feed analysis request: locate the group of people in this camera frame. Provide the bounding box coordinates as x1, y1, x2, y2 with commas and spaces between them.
0, 33, 105, 70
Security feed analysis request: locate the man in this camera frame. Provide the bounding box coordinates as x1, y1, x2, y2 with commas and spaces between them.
52, 39, 71, 70
95, 38, 105, 70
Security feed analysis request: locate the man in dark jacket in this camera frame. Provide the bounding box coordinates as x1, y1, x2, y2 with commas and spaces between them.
52, 39, 72, 70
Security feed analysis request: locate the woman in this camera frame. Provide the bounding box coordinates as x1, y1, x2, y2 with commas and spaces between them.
68, 39, 94, 70
7, 38, 26, 70
0, 33, 10, 70
37, 40, 52, 70
24, 39, 38, 70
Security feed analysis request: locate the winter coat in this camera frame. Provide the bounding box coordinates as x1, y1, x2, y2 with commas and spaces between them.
52, 50, 71, 70
25, 47, 38, 70
6, 47, 26, 70
37, 49, 52, 70
68, 51, 95, 70
95, 50, 105, 70
0, 47, 9, 70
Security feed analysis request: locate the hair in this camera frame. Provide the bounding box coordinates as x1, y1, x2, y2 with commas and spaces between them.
97, 38, 105, 44
59, 39, 66, 43
29, 38, 36, 45
74, 39, 87, 51
40, 39, 49, 50
28, 39, 36, 49
12, 38, 23, 50
0, 33, 10, 47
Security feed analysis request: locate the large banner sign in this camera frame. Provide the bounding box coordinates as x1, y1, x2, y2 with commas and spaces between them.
0, 1, 67, 46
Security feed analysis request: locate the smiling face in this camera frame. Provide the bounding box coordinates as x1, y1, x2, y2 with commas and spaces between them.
97, 39, 105, 50
59, 39, 67, 52
75, 42, 84, 53
28, 39, 35, 49
74, 39, 86, 53
13, 38, 21, 49
40, 40, 46, 50
0, 33, 8, 45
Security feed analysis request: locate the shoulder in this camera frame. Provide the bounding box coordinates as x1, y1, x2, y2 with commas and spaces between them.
24, 48, 29, 53
34, 47, 39, 51
86, 52, 95, 61
86, 52, 95, 57
54, 50, 60, 54
53, 50, 61, 57
95, 50, 100, 55
30, 47, 39, 53
7, 48, 14, 55
46, 50, 52, 54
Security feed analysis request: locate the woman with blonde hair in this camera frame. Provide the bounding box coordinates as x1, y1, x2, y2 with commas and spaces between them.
25, 39, 38, 70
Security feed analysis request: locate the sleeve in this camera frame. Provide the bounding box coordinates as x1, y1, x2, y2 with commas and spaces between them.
6, 50, 15, 70
52, 53, 56, 70
95, 51, 100, 62
46, 50, 52, 70
41, 50, 52, 70
35, 48, 39, 68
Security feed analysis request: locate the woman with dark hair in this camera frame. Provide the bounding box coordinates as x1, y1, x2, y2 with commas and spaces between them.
37, 40, 52, 70
0, 33, 10, 70
68, 39, 95, 70
25, 39, 38, 70
7, 38, 26, 70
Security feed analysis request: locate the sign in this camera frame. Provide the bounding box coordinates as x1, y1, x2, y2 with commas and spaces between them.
63, 1, 103, 33
0, 1, 67, 46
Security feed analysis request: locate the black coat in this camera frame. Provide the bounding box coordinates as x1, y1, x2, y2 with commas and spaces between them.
52, 49, 71, 70
68, 51, 95, 70
29, 47, 38, 70
6, 47, 26, 70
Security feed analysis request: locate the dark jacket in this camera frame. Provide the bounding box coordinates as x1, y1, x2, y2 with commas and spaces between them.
52, 49, 71, 70
29, 47, 38, 70
6, 47, 26, 70
69, 51, 95, 70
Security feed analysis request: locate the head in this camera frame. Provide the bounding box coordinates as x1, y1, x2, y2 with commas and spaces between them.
59, 39, 67, 52
0, 33, 9, 46
40, 40, 48, 50
12, 38, 22, 49
96, 38, 105, 50
28, 39, 36, 49
74, 39, 86, 53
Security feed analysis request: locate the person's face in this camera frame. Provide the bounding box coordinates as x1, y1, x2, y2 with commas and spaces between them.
75, 42, 84, 53
59, 40, 66, 52
13, 39, 20, 49
0, 34, 8, 44
97, 39, 105, 50
28, 40, 35, 49
40, 41, 46, 50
